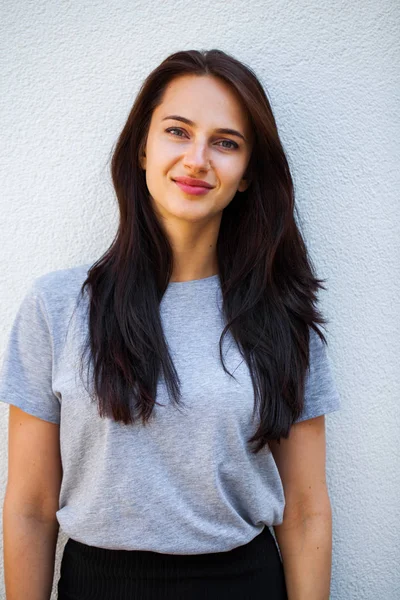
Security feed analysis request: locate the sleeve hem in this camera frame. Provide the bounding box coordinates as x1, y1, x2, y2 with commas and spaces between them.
0, 397, 60, 425
295, 399, 341, 423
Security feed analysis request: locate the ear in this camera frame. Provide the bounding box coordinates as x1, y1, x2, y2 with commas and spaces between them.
140, 151, 147, 170
237, 176, 251, 192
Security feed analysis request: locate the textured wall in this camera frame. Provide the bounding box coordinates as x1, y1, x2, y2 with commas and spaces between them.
1, 1, 399, 598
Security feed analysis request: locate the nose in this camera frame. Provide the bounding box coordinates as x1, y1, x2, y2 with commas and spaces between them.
182, 139, 211, 173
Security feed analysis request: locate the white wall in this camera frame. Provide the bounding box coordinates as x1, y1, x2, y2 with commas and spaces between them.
1, 1, 399, 598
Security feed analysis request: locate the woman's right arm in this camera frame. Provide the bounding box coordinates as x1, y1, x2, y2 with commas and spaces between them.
3, 405, 62, 600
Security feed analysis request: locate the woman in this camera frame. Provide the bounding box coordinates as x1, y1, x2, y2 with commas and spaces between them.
1, 49, 340, 599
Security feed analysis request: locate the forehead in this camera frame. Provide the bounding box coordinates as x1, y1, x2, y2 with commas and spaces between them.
154, 74, 252, 134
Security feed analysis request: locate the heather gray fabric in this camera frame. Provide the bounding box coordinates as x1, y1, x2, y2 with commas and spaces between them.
0, 264, 340, 554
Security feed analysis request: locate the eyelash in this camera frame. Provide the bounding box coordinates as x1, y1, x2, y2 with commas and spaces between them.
165, 127, 239, 150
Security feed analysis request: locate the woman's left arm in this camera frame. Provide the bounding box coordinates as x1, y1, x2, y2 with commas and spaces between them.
269, 415, 333, 600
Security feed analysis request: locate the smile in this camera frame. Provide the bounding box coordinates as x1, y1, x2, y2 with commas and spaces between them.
173, 180, 213, 196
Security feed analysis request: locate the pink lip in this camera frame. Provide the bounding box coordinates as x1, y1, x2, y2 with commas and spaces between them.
173, 176, 214, 188
174, 181, 212, 196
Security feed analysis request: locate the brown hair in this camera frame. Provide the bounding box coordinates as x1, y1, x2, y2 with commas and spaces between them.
76, 49, 328, 453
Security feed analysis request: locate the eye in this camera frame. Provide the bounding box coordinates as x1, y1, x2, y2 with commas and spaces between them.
166, 127, 187, 137
216, 140, 239, 150
165, 127, 238, 150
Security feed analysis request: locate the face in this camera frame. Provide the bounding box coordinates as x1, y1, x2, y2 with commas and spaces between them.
140, 74, 253, 225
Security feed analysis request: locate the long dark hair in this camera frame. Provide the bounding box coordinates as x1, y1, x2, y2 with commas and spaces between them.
77, 49, 328, 454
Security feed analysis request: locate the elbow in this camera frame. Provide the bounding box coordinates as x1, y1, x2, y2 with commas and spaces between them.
3, 490, 59, 525
281, 492, 332, 526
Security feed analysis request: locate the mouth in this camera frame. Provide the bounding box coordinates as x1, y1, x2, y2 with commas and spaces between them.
172, 179, 214, 196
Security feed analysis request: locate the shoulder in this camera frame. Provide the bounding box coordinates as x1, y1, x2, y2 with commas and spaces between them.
19, 263, 93, 342
307, 326, 332, 373
32, 262, 92, 298
29, 262, 92, 313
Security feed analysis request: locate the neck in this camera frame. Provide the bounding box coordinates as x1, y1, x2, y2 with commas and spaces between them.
163, 214, 221, 283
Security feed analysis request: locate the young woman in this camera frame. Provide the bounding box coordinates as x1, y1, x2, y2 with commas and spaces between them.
1, 49, 340, 599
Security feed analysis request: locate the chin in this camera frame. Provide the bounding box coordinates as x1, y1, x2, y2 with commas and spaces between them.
166, 198, 214, 218
173, 210, 213, 223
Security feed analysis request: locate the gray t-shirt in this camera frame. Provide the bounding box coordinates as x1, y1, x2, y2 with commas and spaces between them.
0, 263, 340, 554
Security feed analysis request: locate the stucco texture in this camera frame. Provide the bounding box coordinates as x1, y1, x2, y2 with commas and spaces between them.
1, 1, 399, 598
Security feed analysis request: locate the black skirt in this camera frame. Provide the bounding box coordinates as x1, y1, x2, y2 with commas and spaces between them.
57, 526, 288, 599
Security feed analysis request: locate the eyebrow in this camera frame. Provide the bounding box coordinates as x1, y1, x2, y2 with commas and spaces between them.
161, 115, 247, 142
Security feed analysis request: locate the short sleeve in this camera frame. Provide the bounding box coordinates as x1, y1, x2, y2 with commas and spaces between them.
295, 327, 341, 423
0, 280, 61, 423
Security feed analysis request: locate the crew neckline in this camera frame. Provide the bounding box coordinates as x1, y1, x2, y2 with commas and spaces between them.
168, 273, 220, 286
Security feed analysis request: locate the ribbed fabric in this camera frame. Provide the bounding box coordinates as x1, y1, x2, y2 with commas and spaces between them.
57, 526, 288, 599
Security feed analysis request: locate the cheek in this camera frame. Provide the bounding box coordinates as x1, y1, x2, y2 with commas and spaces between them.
213, 149, 245, 172
148, 143, 180, 176
219, 159, 246, 187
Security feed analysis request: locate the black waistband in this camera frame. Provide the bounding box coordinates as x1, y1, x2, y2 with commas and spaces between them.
64, 526, 278, 575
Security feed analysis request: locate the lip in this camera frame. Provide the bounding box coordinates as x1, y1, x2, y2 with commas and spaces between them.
173, 176, 214, 189
174, 180, 212, 196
